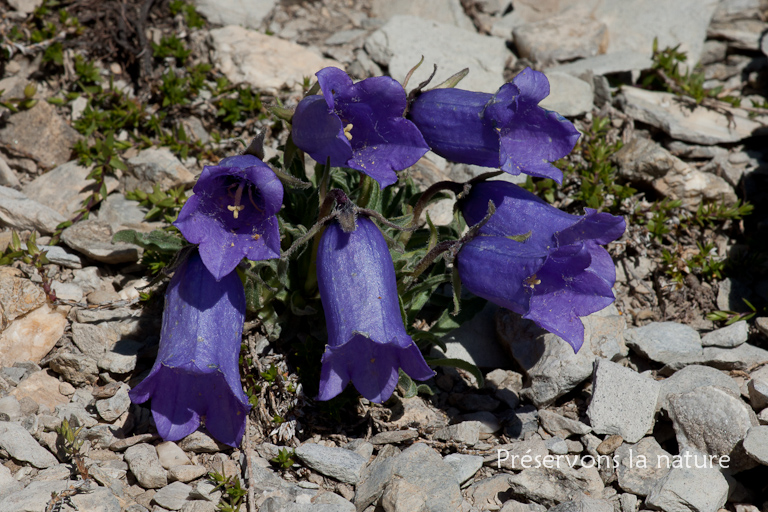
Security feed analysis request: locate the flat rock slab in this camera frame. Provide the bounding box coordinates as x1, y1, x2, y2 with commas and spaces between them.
0, 304, 67, 366
126, 147, 195, 192
209, 26, 342, 93
624, 321, 702, 365
645, 450, 729, 512
388, 443, 463, 512
701, 320, 749, 348
513, 17, 608, 65
0, 480, 70, 512
615, 437, 672, 496
587, 359, 661, 443
22, 160, 118, 217
192, 0, 276, 29
295, 443, 367, 484
0, 422, 58, 468
435, 303, 512, 369
658, 365, 740, 412
369, 0, 474, 30
619, 86, 767, 145
124, 443, 168, 489
0, 100, 82, 169
667, 385, 758, 473
548, 50, 653, 77
365, 15, 509, 93
0, 185, 67, 234
61, 219, 141, 264
743, 426, 768, 465
0, 268, 45, 324
539, 72, 593, 117
506, 465, 603, 508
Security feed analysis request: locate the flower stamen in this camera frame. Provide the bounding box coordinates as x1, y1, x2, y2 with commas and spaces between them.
524, 274, 541, 288
227, 182, 246, 219
343, 123, 354, 141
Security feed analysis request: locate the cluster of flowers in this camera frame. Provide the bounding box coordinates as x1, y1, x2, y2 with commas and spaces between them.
129, 66, 625, 447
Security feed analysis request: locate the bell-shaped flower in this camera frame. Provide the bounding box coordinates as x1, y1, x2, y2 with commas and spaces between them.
456, 181, 625, 351
291, 67, 429, 189
175, 154, 283, 280
407, 68, 580, 184
129, 251, 250, 447
316, 216, 435, 402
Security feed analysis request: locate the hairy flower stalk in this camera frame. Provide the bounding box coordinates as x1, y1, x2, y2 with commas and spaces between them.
129, 251, 250, 446
457, 181, 626, 351
291, 67, 429, 188
407, 67, 581, 184
175, 154, 283, 280
316, 216, 435, 402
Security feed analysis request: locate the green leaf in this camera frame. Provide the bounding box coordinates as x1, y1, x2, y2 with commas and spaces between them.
112, 229, 185, 252
425, 357, 484, 388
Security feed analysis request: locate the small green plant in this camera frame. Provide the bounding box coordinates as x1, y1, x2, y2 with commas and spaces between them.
260, 363, 280, 384
707, 298, 757, 325
642, 198, 683, 241
270, 448, 296, 469
691, 200, 754, 228
126, 185, 188, 223
169, 0, 205, 29
152, 34, 192, 62
0, 84, 39, 112
208, 468, 247, 512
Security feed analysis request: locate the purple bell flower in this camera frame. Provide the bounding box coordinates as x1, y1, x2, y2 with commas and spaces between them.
457, 181, 625, 351
175, 154, 283, 281
407, 68, 581, 184
291, 67, 429, 189
316, 216, 435, 402
129, 251, 250, 447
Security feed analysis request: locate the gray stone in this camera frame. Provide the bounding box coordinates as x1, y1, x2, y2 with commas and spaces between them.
0, 185, 67, 234
61, 219, 141, 263
354, 448, 398, 511
34, 244, 82, 268
748, 365, 768, 409
295, 443, 367, 484
548, 498, 614, 512
708, 18, 767, 51
743, 425, 768, 465
0, 480, 69, 512
667, 386, 758, 473
701, 320, 749, 347
538, 410, 591, 438
181, 502, 218, 512
717, 277, 753, 312
387, 443, 463, 512
433, 421, 481, 446
444, 453, 483, 485
613, 137, 737, 210
0, 396, 22, 421
153, 481, 193, 510
489, 438, 548, 471
538, 72, 593, 117
364, 15, 509, 93
434, 303, 512, 369
697, 343, 768, 371
126, 148, 195, 192
466, 474, 512, 510
497, 305, 627, 406
513, 17, 607, 65
0, 464, 22, 500
547, 51, 653, 78
545, 436, 569, 455
485, 368, 522, 409
96, 384, 131, 422
344, 439, 373, 461
595, 0, 719, 68
50, 281, 83, 302
23, 160, 118, 217
658, 365, 741, 412
587, 359, 660, 443
369, 429, 418, 445
369, 0, 474, 31
619, 494, 638, 512
0, 100, 82, 169
55, 401, 98, 427
645, 449, 729, 512
618, 86, 767, 145
157, 441, 192, 469
506, 465, 603, 508
178, 430, 229, 453
209, 26, 342, 94
125, 443, 168, 489
192, 0, 276, 30
98, 339, 142, 374
461, 411, 501, 433
71, 487, 121, 512
49, 352, 99, 386
168, 464, 208, 483
615, 437, 672, 496
0, 154, 20, 189
0, 421, 57, 468
98, 193, 159, 233
500, 500, 547, 512
624, 322, 702, 365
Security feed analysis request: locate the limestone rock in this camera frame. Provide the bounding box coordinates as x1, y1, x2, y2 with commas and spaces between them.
0, 186, 67, 234
61, 219, 141, 264
192, 0, 276, 29
0, 304, 67, 366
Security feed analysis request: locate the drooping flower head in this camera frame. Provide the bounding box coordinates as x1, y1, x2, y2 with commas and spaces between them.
316, 216, 435, 402
291, 67, 430, 189
175, 154, 283, 280
129, 250, 250, 447
407, 68, 581, 184
457, 181, 625, 351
